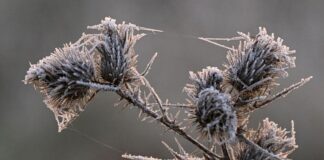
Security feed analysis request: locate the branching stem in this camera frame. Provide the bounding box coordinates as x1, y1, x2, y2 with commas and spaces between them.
253, 76, 312, 110
116, 89, 222, 159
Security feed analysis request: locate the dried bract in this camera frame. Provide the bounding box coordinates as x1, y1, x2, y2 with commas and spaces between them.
24, 45, 96, 132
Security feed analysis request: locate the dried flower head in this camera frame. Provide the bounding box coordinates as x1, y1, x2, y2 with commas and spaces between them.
184, 67, 237, 143
24, 45, 96, 132
235, 118, 298, 160
221, 27, 297, 128
224, 27, 296, 99
184, 66, 223, 100
193, 87, 237, 144
88, 17, 146, 86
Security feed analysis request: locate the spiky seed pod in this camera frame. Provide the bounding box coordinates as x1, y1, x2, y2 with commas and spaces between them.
24, 45, 96, 132
184, 67, 237, 143
225, 27, 296, 100
235, 118, 298, 160
184, 66, 224, 100
224, 27, 296, 128
193, 87, 237, 144
88, 17, 145, 86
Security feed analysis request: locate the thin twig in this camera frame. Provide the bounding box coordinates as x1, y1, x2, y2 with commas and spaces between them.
253, 76, 312, 109
202, 37, 244, 41
137, 52, 166, 115
162, 141, 184, 159
142, 77, 166, 115
198, 37, 236, 51
137, 26, 164, 33
141, 52, 158, 77
147, 103, 194, 109
122, 154, 162, 160
235, 96, 267, 107
174, 138, 187, 156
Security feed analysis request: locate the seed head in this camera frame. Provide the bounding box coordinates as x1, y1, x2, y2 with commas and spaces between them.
24, 45, 96, 132
193, 87, 237, 144
89, 17, 145, 86
184, 66, 223, 100
235, 118, 298, 160
225, 27, 296, 99
223, 27, 297, 129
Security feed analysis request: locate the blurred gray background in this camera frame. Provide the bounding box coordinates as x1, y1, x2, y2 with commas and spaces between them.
1, 0, 323, 159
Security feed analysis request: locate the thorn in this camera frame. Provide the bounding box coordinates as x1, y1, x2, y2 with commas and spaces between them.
141, 52, 158, 77
138, 26, 163, 33
198, 37, 237, 51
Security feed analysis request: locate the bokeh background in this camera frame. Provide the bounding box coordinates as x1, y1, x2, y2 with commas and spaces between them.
1, 0, 323, 159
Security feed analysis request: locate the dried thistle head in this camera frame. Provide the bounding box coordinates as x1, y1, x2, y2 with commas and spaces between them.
184, 67, 237, 143
24, 45, 96, 132
224, 27, 296, 99
221, 27, 296, 128
235, 118, 298, 160
193, 87, 237, 144
88, 17, 146, 86
184, 66, 223, 100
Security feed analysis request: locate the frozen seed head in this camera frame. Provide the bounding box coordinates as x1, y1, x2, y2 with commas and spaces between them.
236, 118, 297, 160
88, 17, 146, 86
185, 67, 237, 143
184, 66, 224, 100
193, 87, 237, 144
24, 45, 96, 132
225, 27, 296, 98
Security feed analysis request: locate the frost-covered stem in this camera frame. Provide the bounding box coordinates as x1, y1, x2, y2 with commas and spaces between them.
147, 103, 194, 109
162, 141, 184, 159
139, 52, 165, 115
253, 76, 312, 109
116, 89, 222, 159
122, 154, 161, 160
76, 81, 119, 91
142, 77, 166, 116
198, 37, 236, 51
202, 37, 245, 41
141, 52, 158, 77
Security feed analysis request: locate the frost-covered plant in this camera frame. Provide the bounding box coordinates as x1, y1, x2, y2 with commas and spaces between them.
24, 17, 311, 159
24, 45, 97, 132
